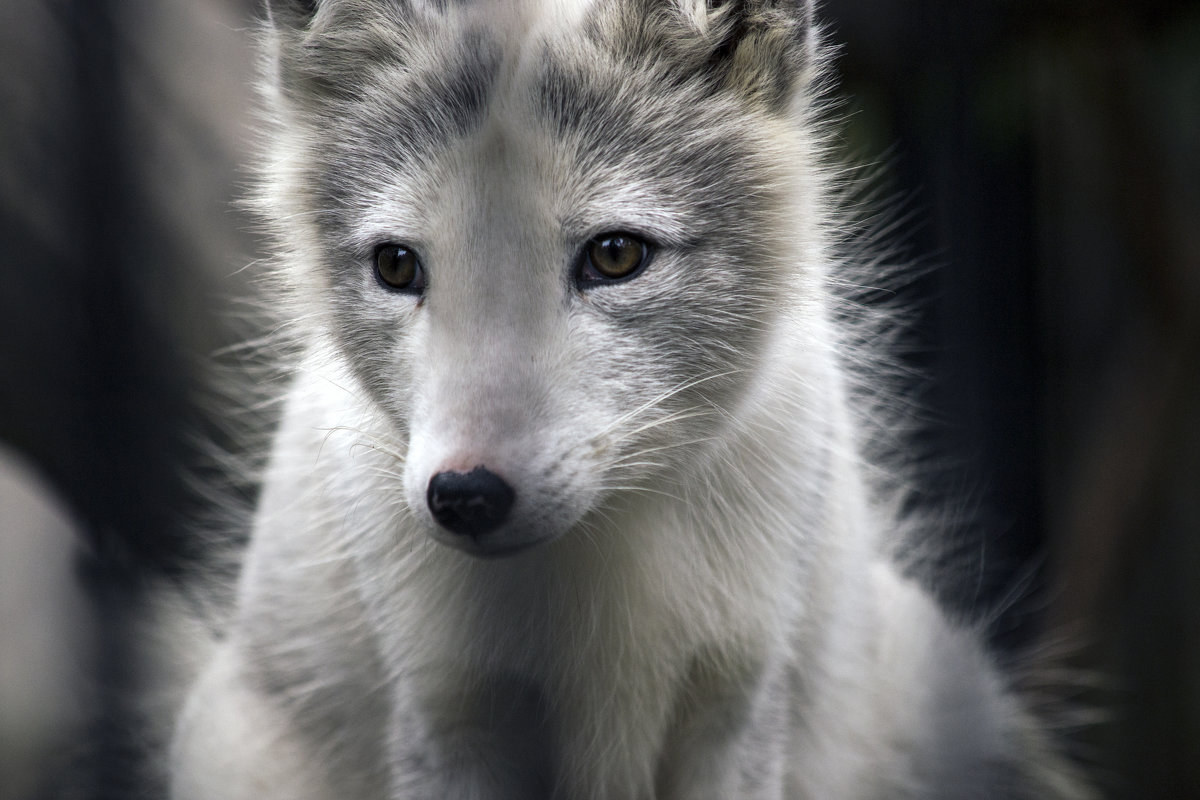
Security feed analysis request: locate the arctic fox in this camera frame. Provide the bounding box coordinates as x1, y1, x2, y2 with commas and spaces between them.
171, 0, 1090, 798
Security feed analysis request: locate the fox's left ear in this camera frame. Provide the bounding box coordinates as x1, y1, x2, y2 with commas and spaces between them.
622, 0, 818, 111
696, 0, 819, 108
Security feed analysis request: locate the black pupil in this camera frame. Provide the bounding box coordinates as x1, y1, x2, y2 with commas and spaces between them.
594, 236, 639, 276
379, 246, 415, 286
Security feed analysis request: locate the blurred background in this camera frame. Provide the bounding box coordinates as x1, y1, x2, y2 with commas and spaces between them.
1, 0, 1197, 797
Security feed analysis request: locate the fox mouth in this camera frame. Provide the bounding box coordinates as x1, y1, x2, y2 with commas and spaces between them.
427, 522, 561, 559
432, 533, 546, 559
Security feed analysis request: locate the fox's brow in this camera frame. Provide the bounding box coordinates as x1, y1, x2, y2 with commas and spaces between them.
374, 38, 499, 157
306, 35, 500, 212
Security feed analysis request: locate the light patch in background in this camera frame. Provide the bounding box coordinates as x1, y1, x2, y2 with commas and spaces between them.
0, 445, 94, 800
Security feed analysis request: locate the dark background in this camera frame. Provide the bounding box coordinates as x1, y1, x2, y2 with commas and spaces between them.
2, 0, 1197, 797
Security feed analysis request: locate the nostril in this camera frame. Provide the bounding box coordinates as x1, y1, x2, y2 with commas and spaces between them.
426, 467, 516, 538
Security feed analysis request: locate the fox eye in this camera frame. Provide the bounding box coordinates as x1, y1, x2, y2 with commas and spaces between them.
579, 233, 650, 285
374, 244, 425, 293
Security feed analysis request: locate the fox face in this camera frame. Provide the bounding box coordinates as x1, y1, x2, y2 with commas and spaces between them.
264, 0, 819, 556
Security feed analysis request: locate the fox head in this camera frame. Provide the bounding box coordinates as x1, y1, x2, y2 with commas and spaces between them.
259, 0, 827, 556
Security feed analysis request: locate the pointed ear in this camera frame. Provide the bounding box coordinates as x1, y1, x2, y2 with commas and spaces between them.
608, 0, 818, 111
701, 0, 820, 108
260, 0, 321, 102
261, 0, 425, 108
263, 0, 319, 29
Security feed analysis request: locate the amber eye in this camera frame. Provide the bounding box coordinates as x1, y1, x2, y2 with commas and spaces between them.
374, 244, 425, 292
580, 233, 650, 284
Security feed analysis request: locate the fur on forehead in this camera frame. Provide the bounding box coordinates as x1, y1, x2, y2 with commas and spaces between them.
264, 0, 818, 112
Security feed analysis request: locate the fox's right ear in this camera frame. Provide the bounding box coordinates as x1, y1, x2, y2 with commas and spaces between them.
264, 0, 319, 28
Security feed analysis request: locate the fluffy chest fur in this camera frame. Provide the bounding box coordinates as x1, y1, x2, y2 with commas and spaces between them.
238, 350, 851, 797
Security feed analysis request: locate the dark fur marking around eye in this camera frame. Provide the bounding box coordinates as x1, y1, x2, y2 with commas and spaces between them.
533, 55, 776, 247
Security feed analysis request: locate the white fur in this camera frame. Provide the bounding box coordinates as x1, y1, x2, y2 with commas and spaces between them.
171, 1, 1090, 797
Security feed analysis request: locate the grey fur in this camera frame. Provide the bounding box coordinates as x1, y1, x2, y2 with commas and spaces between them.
170, 1, 1093, 798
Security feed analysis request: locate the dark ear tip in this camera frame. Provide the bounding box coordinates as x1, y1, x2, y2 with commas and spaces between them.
265, 0, 319, 25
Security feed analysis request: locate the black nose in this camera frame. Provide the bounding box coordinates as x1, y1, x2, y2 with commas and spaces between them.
426, 467, 515, 538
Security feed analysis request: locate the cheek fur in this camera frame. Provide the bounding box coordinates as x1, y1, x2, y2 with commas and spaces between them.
327, 275, 424, 431
582, 248, 785, 418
